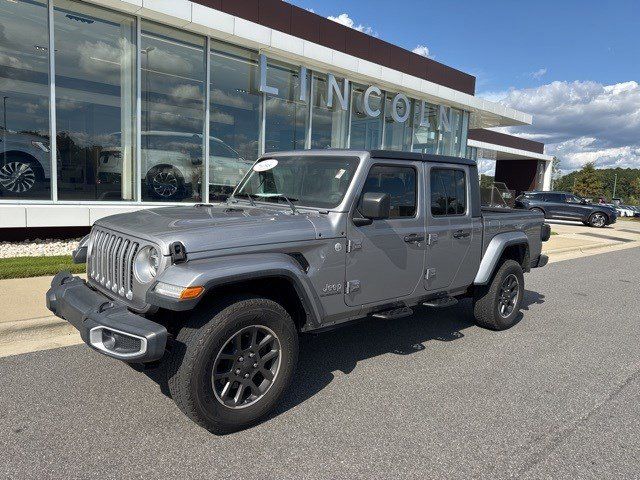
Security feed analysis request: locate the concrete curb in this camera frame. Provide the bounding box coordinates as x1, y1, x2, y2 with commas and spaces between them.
543, 240, 623, 255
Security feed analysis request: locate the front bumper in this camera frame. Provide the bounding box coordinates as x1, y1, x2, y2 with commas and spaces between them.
46, 272, 167, 362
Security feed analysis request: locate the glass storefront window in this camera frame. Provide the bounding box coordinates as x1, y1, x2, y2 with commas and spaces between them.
264, 60, 309, 153
0, 0, 51, 200
141, 22, 205, 202
437, 106, 464, 157
54, 0, 135, 201
411, 101, 438, 154
350, 84, 383, 150
208, 41, 260, 201
310, 73, 349, 149
383, 94, 413, 150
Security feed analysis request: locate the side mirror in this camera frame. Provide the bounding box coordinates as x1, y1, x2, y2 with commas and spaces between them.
354, 192, 391, 226
581, 199, 587, 204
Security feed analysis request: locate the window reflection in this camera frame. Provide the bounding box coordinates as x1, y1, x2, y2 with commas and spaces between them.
0, 0, 51, 199
383, 94, 413, 150
437, 107, 463, 156
209, 41, 260, 201
310, 73, 349, 149
141, 22, 205, 202
264, 60, 309, 153
350, 84, 382, 150
54, 0, 135, 201
412, 102, 438, 154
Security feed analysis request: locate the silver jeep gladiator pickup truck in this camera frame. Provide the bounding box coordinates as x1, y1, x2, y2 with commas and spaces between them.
46, 149, 550, 433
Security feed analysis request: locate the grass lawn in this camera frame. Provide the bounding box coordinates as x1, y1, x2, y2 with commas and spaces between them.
0, 255, 85, 280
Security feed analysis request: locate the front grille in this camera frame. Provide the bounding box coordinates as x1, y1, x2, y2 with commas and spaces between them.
88, 228, 139, 301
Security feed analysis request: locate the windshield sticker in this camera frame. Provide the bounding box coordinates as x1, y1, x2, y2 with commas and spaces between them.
253, 159, 278, 172
335, 169, 346, 179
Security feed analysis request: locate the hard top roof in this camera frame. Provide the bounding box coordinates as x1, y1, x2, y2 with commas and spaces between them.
262, 149, 477, 166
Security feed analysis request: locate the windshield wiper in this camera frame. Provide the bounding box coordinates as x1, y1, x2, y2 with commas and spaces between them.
255, 193, 299, 214
231, 192, 256, 207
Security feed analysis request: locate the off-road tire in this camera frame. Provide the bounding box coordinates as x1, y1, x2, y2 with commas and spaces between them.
473, 259, 524, 330
166, 295, 298, 434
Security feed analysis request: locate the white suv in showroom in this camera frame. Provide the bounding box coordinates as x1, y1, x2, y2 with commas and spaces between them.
0, 130, 51, 197
99, 131, 253, 201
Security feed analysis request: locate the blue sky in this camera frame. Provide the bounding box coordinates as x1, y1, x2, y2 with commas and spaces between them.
290, 1, 640, 173
289, 0, 639, 94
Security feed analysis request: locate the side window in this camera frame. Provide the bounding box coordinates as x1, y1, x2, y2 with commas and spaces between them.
360, 165, 416, 218
545, 193, 564, 202
430, 168, 467, 216
566, 195, 581, 204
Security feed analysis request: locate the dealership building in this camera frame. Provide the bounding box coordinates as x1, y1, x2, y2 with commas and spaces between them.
0, 0, 552, 231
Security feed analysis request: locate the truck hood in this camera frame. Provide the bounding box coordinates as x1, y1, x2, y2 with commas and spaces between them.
96, 204, 319, 255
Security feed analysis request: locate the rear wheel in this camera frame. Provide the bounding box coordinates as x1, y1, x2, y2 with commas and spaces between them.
146, 166, 185, 201
473, 259, 524, 330
588, 212, 607, 228
530, 207, 545, 217
167, 296, 298, 434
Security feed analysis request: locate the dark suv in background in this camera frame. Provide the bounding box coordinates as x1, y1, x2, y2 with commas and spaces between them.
515, 191, 617, 228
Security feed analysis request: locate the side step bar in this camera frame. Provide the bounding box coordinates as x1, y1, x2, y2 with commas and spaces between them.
423, 297, 458, 308
372, 306, 414, 320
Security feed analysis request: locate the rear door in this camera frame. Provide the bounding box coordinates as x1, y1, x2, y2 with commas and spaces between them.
424, 164, 478, 292
344, 162, 425, 306
543, 193, 566, 218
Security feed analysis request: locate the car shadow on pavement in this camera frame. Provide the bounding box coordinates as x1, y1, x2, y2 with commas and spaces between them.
142, 289, 544, 429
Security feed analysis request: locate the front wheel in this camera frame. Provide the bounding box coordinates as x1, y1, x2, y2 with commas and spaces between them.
473, 259, 525, 330
0, 156, 44, 196
167, 296, 299, 434
588, 212, 607, 228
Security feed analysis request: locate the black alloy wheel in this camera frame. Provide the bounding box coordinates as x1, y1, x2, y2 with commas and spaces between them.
498, 273, 520, 318
212, 325, 281, 409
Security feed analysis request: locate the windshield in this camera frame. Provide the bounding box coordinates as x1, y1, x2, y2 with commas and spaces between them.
234, 155, 359, 209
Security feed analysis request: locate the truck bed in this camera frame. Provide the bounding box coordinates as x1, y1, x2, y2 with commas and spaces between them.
481, 207, 544, 260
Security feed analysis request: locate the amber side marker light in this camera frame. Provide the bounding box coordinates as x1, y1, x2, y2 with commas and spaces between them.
180, 286, 204, 300
154, 282, 205, 300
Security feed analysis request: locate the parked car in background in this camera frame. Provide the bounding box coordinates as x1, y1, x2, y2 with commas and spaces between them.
98, 131, 253, 201
0, 130, 51, 196
616, 205, 636, 217
515, 191, 617, 228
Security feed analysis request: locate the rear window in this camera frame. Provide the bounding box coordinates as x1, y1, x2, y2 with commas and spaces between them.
430, 168, 467, 216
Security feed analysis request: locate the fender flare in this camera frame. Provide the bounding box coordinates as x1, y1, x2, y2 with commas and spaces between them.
474, 231, 529, 285
147, 253, 324, 328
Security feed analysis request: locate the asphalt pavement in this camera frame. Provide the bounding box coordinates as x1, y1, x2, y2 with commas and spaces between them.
1, 248, 639, 479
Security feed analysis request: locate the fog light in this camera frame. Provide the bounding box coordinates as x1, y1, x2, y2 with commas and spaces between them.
154, 282, 204, 300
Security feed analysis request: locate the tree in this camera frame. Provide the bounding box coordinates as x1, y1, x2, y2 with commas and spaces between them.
631, 177, 640, 197
572, 162, 603, 199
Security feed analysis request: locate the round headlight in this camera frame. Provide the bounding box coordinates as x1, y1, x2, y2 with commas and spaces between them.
133, 246, 160, 283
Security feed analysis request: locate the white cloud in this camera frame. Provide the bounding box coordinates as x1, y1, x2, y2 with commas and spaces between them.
530, 68, 547, 79
327, 13, 377, 36
481, 80, 640, 172
412, 45, 432, 59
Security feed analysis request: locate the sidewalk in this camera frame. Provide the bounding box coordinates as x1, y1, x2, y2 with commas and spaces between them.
0, 275, 83, 357
1, 222, 639, 358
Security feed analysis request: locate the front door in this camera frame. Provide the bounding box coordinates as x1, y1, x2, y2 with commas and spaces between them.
424, 164, 477, 292
345, 162, 425, 306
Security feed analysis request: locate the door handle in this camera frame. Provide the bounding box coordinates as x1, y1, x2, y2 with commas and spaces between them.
404, 233, 425, 243
452, 229, 471, 239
